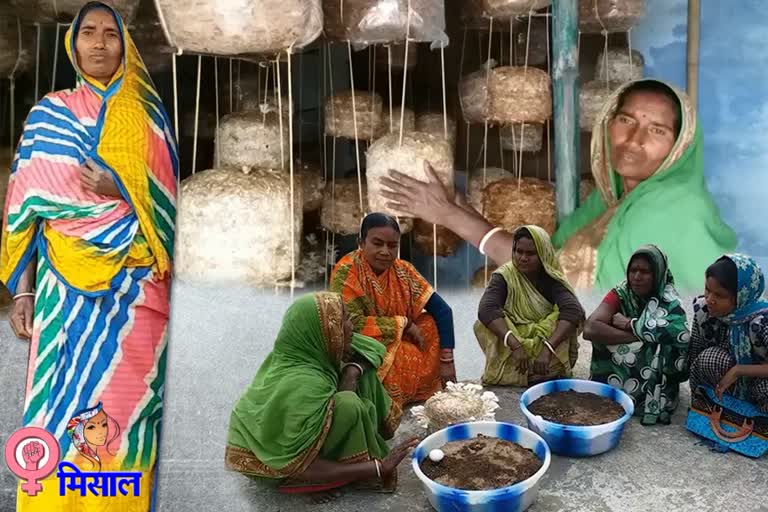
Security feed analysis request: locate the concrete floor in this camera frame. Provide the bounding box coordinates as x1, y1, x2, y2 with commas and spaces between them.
1, 283, 766, 511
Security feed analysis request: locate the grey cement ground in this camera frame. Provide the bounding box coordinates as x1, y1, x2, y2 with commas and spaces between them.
1, 283, 766, 511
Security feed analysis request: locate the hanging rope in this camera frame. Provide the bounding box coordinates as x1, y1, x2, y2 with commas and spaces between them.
191, 55, 202, 175
298, 51, 304, 163
322, 44, 330, 290
51, 23, 62, 93
171, 51, 180, 186
34, 22, 41, 101
328, 43, 339, 289
276, 60, 286, 169
546, 7, 552, 182
516, 11, 534, 190
433, 43, 450, 291
482, 16, 494, 286
8, 17, 23, 161
387, 45, 394, 133
229, 58, 234, 113
286, 48, 297, 300
346, 41, 364, 215
214, 57, 220, 168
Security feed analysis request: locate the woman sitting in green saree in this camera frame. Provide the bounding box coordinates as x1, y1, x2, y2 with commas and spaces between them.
224, 292, 417, 494
474, 225, 584, 387
379, 79, 736, 292
583, 245, 690, 425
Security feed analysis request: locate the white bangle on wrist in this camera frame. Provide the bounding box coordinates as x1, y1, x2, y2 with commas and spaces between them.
503, 331, 515, 349
13, 292, 35, 300
478, 227, 503, 255
343, 362, 364, 375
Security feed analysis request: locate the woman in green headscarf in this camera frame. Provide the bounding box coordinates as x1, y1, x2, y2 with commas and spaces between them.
583, 245, 690, 425
474, 225, 585, 387
379, 79, 736, 293
224, 292, 417, 493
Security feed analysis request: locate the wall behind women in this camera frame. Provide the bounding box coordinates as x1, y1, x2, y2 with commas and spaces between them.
632, 0, 768, 272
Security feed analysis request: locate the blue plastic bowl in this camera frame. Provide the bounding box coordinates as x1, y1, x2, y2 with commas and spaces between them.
412, 421, 551, 512
520, 379, 634, 457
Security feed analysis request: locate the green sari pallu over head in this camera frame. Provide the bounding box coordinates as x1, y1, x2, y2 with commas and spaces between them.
224, 292, 400, 483
552, 79, 737, 293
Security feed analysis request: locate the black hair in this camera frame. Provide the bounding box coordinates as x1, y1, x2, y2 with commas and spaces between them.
706, 256, 738, 297
359, 213, 400, 242
616, 80, 682, 138
513, 227, 533, 244
77, 2, 115, 22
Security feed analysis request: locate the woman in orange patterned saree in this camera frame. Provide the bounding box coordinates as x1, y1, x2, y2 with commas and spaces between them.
331, 213, 457, 407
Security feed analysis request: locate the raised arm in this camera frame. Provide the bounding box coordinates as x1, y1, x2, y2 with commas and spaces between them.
379, 163, 515, 267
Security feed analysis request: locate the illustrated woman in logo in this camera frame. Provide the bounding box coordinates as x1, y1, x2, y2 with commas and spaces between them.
65, 403, 120, 471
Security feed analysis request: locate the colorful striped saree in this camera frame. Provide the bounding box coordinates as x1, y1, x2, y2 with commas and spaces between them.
1, 3, 177, 511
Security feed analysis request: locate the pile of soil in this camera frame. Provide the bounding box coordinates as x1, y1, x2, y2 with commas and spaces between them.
419, 434, 542, 491
528, 390, 625, 426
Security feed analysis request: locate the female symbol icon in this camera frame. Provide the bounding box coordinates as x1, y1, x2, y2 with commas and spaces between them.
4, 427, 61, 496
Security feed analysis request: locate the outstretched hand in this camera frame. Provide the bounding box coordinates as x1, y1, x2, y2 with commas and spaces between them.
379, 161, 454, 225
380, 438, 419, 475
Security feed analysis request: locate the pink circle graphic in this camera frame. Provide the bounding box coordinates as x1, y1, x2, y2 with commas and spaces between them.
4, 427, 61, 497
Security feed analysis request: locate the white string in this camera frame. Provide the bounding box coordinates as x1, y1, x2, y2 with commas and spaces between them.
546, 5, 552, 182
287, 49, 296, 300
517, 11, 534, 187
191, 55, 202, 175
172, 53, 179, 186
322, 44, 329, 289
602, 29, 610, 88
328, 43, 338, 288
262, 64, 271, 116
257, 63, 262, 111
346, 41, 364, 214
276, 60, 286, 169
593, 0, 610, 90
627, 28, 634, 75
387, 46, 393, 133
229, 58, 233, 113
483, 16, 493, 285
8, 17, 22, 81
434, 44, 450, 290
369, 46, 374, 128
214, 57, 220, 168
8, 17, 22, 159
398, 3, 412, 148
9, 78, 15, 162
236, 60, 242, 111
34, 23, 41, 101
51, 23, 61, 93
298, 52, 304, 163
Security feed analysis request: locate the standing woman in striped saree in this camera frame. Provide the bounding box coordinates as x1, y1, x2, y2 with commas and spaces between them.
1, 2, 177, 510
